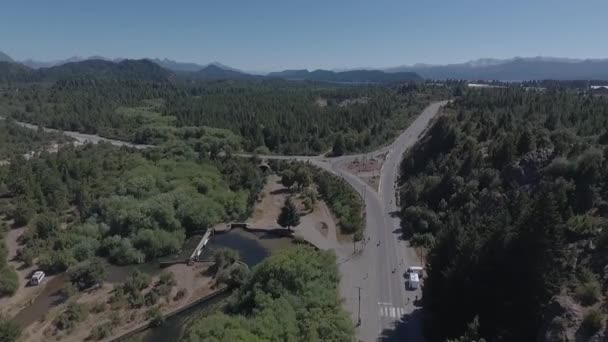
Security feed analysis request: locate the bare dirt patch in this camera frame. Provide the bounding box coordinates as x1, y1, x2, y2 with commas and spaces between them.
338, 97, 370, 107
314, 97, 328, 108
246, 174, 345, 251
248, 175, 288, 228
340, 153, 387, 191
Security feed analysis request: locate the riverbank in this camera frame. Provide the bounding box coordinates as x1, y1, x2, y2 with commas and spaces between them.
19, 262, 217, 342
0, 223, 221, 341
111, 286, 231, 342
0, 226, 43, 316
3, 174, 345, 342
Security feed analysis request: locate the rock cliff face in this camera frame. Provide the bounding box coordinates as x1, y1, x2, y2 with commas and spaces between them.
539, 296, 606, 342
502, 148, 555, 186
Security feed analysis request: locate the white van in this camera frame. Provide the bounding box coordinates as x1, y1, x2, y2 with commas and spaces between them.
408, 272, 420, 290
30, 271, 45, 286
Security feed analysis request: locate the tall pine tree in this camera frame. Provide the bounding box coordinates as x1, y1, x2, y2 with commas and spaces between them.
277, 197, 300, 231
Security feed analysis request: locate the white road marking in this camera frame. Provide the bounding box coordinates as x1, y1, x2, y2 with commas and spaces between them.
377, 303, 406, 319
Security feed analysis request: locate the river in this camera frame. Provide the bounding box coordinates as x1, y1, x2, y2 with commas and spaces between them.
135, 227, 294, 342
12, 227, 294, 341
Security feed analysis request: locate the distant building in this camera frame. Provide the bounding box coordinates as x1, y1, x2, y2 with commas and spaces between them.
467, 83, 506, 89
523, 86, 546, 92
590, 85, 608, 95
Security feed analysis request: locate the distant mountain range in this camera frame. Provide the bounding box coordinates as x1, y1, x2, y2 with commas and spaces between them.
3, 51, 608, 81
190, 64, 257, 80
0, 52, 422, 83
385, 57, 608, 80
0, 51, 13, 63
150, 58, 245, 74
267, 69, 422, 83
0, 59, 172, 83
21, 56, 122, 69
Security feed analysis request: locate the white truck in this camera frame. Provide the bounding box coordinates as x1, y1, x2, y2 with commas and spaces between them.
407, 266, 424, 278
406, 266, 423, 290
408, 272, 420, 290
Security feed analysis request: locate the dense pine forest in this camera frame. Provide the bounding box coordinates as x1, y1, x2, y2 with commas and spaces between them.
0, 60, 447, 155
398, 88, 608, 341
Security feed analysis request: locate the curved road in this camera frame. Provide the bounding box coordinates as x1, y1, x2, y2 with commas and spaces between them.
247, 100, 448, 341
3, 100, 448, 341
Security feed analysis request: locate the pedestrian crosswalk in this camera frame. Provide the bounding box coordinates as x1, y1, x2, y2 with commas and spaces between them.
377, 303, 406, 318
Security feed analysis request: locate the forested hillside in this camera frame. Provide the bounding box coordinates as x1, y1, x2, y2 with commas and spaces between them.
398, 89, 608, 341
0, 61, 445, 155
0, 59, 172, 84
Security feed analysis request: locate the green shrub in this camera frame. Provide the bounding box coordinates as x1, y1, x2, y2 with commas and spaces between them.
158, 272, 176, 287
109, 312, 121, 326
54, 303, 88, 332
127, 291, 144, 309
146, 307, 164, 327
0, 265, 18, 297
574, 280, 601, 306
144, 289, 160, 307
581, 310, 604, 336
68, 258, 106, 290
0, 315, 21, 342
212, 249, 239, 273
216, 264, 249, 288
91, 301, 106, 314
174, 288, 187, 301
89, 323, 112, 341
125, 270, 151, 292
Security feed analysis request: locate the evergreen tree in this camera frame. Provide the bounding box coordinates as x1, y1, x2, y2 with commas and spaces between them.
280, 170, 295, 189
277, 197, 300, 230
294, 166, 312, 190
332, 134, 345, 156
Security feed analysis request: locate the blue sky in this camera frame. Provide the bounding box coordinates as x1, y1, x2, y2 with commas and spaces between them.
1, 0, 606, 71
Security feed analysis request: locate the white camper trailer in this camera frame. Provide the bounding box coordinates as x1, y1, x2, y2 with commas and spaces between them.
30, 271, 45, 286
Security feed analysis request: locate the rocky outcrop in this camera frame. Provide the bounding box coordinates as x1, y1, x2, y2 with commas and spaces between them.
503, 148, 555, 186
539, 296, 606, 342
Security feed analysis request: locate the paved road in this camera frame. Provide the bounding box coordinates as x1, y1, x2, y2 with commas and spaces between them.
0, 116, 152, 150
3, 101, 448, 341
255, 100, 448, 341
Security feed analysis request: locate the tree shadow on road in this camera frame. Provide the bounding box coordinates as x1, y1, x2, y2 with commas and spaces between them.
379, 307, 427, 341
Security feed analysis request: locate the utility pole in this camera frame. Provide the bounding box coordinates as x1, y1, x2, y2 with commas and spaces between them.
356, 286, 362, 326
